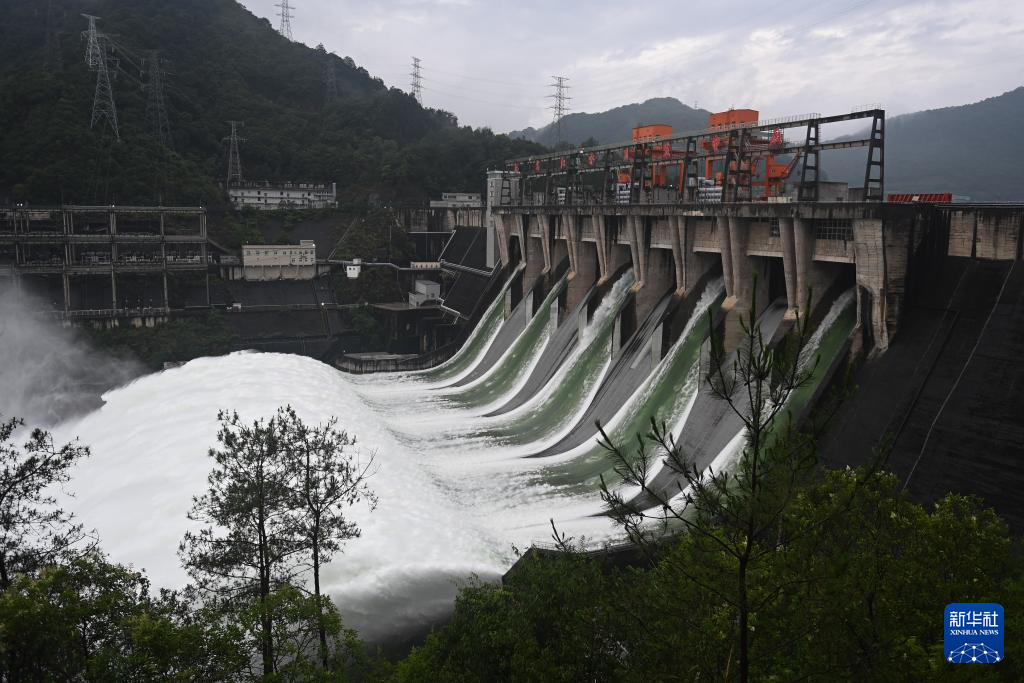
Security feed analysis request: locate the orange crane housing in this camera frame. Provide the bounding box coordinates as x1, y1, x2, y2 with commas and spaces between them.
616, 109, 800, 200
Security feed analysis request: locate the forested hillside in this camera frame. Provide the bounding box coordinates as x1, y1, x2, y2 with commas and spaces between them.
508, 97, 710, 148
0, 0, 542, 207
825, 87, 1024, 201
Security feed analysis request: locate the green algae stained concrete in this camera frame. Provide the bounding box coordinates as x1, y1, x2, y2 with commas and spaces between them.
446, 280, 565, 408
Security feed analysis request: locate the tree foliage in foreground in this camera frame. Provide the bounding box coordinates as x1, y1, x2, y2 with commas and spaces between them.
180, 406, 376, 678
396, 471, 1023, 682
0, 551, 246, 681
0, 415, 92, 589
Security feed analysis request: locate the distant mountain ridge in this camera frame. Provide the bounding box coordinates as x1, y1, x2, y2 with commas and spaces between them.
826, 87, 1024, 201
511, 87, 1024, 201
508, 97, 711, 148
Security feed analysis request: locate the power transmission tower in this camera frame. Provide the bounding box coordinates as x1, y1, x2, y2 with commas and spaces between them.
90, 43, 120, 141
82, 14, 103, 69
145, 50, 172, 147
224, 121, 245, 188
410, 56, 423, 104
82, 16, 119, 140
548, 76, 571, 147
276, 0, 294, 41
323, 58, 338, 105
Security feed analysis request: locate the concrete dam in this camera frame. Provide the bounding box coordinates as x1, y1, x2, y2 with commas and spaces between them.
361, 106, 1024, 530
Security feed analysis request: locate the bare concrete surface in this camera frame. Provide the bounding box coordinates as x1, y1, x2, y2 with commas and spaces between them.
820, 257, 1024, 529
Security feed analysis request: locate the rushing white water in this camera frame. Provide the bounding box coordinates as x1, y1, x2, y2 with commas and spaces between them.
51, 351, 618, 643
541, 277, 726, 471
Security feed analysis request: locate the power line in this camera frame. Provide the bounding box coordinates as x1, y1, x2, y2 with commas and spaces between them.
415, 64, 544, 89
418, 85, 546, 111
276, 0, 294, 41
410, 56, 423, 104
547, 76, 571, 146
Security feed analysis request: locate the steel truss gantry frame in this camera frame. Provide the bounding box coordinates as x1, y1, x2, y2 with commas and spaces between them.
503, 108, 885, 205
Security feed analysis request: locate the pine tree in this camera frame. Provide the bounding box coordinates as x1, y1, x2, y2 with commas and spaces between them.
179, 408, 303, 677
0, 415, 93, 589
278, 407, 377, 670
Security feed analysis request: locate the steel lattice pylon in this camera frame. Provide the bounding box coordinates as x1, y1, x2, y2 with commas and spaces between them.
324, 58, 339, 105
82, 15, 119, 140
276, 0, 294, 41
547, 76, 571, 147
90, 45, 120, 140
224, 121, 245, 188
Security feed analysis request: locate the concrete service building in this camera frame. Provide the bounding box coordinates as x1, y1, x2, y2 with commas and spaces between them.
228, 182, 337, 210
241, 240, 317, 280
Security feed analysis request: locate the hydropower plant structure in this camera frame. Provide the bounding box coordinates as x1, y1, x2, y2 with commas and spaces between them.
370, 105, 1024, 533
14, 106, 1022, 641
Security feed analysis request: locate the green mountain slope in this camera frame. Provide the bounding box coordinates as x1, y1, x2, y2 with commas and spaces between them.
824, 87, 1024, 201
508, 97, 710, 148
0, 0, 542, 206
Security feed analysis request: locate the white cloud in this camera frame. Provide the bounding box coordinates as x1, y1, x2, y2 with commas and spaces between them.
240, 0, 1024, 132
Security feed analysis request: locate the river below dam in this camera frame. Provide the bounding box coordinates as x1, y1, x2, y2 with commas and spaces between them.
11, 273, 854, 646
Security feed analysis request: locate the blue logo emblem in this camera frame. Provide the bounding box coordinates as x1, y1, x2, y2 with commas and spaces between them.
945, 603, 1003, 663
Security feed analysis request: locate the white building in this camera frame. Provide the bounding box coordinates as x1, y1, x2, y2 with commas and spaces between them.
241, 240, 317, 280
408, 279, 441, 306
228, 182, 337, 211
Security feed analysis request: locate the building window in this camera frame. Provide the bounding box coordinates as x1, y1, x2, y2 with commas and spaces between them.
769, 217, 780, 237
815, 219, 853, 242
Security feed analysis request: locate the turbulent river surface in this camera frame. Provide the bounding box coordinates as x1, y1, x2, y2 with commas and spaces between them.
14, 273, 855, 644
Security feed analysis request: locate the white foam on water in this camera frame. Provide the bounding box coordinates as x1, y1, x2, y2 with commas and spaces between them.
51, 351, 617, 643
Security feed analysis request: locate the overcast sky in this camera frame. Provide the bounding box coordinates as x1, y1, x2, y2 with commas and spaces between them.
240, 0, 1024, 133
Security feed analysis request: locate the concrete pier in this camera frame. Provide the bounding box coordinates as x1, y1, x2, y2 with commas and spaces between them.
489, 199, 1023, 357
